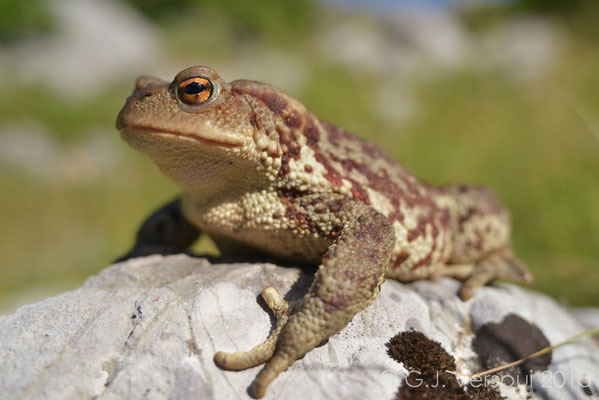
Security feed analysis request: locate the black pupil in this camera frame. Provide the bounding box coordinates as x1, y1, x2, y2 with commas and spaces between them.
183, 81, 208, 95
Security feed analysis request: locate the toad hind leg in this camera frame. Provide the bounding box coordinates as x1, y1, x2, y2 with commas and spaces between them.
437, 248, 533, 300
214, 202, 396, 399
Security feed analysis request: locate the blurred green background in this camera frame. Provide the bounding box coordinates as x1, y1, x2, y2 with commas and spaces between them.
0, 0, 597, 312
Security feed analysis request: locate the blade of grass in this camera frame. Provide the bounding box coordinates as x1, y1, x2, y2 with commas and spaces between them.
449, 327, 599, 378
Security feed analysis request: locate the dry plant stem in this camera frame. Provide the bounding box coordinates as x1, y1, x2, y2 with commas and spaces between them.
448, 327, 599, 379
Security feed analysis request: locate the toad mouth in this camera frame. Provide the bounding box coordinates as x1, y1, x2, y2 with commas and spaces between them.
120, 125, 242, 148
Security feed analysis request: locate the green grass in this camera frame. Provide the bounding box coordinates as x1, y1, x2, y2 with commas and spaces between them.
0, 83, 129, 142
0, 10, 597, 310
0, 156, 178, 294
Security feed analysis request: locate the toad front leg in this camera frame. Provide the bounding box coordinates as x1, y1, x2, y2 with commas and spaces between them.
214, 202, 396, 398
115, 197, 200, 262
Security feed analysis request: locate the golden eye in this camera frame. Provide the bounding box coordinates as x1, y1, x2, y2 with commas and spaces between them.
178, 77, 213, 105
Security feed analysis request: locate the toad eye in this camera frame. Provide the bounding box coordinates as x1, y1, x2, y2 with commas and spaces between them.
177, 77, 213, 105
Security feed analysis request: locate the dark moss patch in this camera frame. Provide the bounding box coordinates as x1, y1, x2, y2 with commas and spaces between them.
581, 381, 599, 397
388, 331, 456, 373
467, 381, 503, 400
472, 313, 551, 385
396, 372, 469, 400
581, 383, 593, 396
388, 330, 503, 400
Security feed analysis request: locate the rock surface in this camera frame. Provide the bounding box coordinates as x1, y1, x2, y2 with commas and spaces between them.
7, 0, 163, 98
1, 255, 598, 400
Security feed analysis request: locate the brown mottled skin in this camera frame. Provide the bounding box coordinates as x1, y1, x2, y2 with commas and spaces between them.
116, 66, 532, 398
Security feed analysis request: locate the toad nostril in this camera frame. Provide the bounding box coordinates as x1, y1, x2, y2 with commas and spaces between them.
143, 92, 152, 98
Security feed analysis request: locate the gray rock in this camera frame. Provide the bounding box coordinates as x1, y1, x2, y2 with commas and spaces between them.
1, 255, 597, 400
478, 16, 563, 83
5, 0, 163, 98
574, 308, 599, 332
